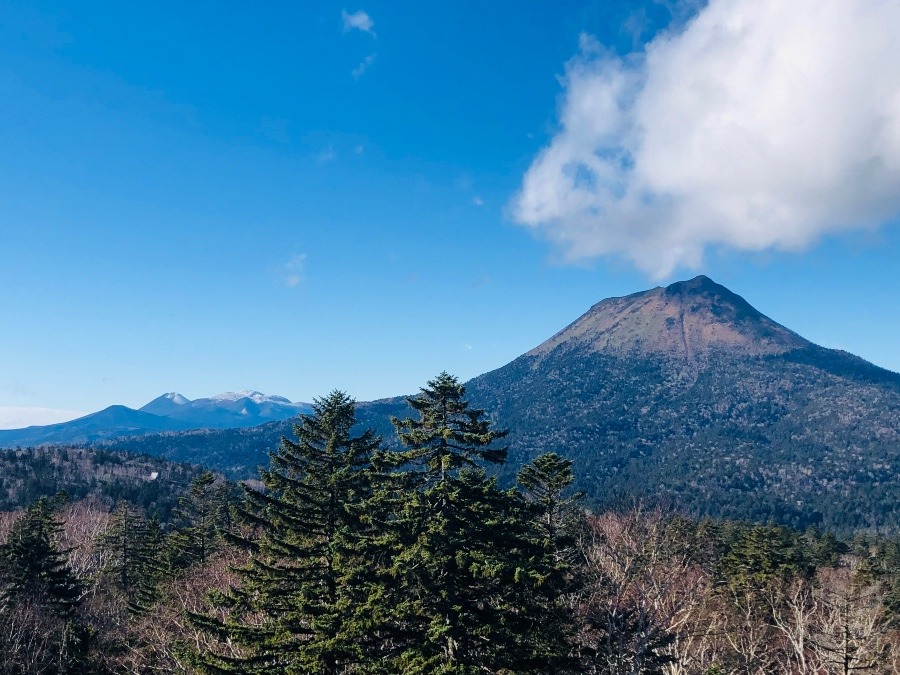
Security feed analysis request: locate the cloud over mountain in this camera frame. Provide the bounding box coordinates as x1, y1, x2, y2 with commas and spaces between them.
513, 0, 900, 277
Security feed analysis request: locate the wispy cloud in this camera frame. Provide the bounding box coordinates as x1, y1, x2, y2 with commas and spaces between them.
0, 407, 85, 430
281, 254, 307, 288
316, 146, 336, 163
513, 0, 900, 278
472, 196, 484, 207
342, 9, 375, 36
351, 53, 377, 79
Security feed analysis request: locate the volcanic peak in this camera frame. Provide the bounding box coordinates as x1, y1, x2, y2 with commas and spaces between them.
529, 275, 808, 361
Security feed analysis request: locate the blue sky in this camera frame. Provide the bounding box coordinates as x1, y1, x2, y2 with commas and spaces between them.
2, 1, 899, 426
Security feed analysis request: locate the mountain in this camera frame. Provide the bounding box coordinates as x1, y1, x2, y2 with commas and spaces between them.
140, 392, 192, 417
460, 276, 900, 531
139, 390, 312, 429
528, 275, 809, 361
29, 276, 900, 532
0, 391, 312, 448
0, 405, 194, 447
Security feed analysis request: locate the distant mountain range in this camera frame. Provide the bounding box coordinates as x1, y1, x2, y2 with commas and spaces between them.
0, 391, 312, 448
6, 276, 900, 532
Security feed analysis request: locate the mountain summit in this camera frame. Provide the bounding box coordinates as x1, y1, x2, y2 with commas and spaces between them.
140, 392, 191, 417
530, 275, 808, 363
459, 275, 900, 531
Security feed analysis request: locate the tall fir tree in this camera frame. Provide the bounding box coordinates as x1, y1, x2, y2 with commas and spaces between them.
383, 372, 564, 674
516, 452, 585, 670
189, 390, 381, 674
1, 496, 82, 619
168, 471, 230, 570
517, 452, 584, 553
98, 501, 165, 615
0, 496, 93, 673
391, 371, 507, 482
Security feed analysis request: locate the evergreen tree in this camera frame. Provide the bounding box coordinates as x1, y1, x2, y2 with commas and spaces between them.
189, 390, 381, 674
168, 470, 234, 570
0, 496, 92, 673
516, 452, 585, 670
384, 372, 563, 674
99, 501, 145, 598
98, 502, 165, 615
722, 523, 814, 593
130, 516, 167, 615
391, 371, 507, 481
1, 497, 81, 618
517, 452, 584, 552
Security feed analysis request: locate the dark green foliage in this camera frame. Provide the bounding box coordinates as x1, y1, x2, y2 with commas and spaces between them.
168, 471, 233, 569
381, 373, 569, 674
0, 496, 93, 673
518, 452, 584, 551
516, 453, 585, 671
190, 390, 381, 674
0, 445, 209, 523
187, 376, 586, 674
720, 523, 815, 592
1, 496, 82, 618
100, 340, 900, 535
391, 371, 508, 477
804, 527, 849, 568
98, 501, 166, 615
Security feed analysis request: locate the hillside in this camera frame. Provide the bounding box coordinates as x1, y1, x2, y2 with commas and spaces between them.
0, 445, 212, 521
99, 276, 900, 532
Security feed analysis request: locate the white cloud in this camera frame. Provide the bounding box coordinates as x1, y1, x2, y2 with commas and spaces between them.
513, 0, 900, 277
0, 407, 85, 430
352, 53, 377, 79
473, 196, 484, 207
342, 9, 375, 36
281, 254, 307, 288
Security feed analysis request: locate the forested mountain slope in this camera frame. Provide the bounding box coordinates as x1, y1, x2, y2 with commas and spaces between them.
99, 276, 900, 532
0, 445, 210, 521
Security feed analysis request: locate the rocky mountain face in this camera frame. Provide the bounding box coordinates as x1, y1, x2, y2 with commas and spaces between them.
530, 276, 808, 362
36, 276, 900, 532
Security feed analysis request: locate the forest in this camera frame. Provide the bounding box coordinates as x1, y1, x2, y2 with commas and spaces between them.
2, 373, 900, 674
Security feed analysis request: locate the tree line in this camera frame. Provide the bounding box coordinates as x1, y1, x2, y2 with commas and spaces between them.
2, 372, 900, 673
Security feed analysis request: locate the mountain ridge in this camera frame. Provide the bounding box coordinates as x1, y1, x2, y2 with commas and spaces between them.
7, 276, 900, 532
0, 391, 313, 447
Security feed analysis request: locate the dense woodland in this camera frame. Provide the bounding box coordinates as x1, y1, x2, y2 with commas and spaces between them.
98, 344, 900, 535
0, 447, 210, 521
3, 373, 900, 673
